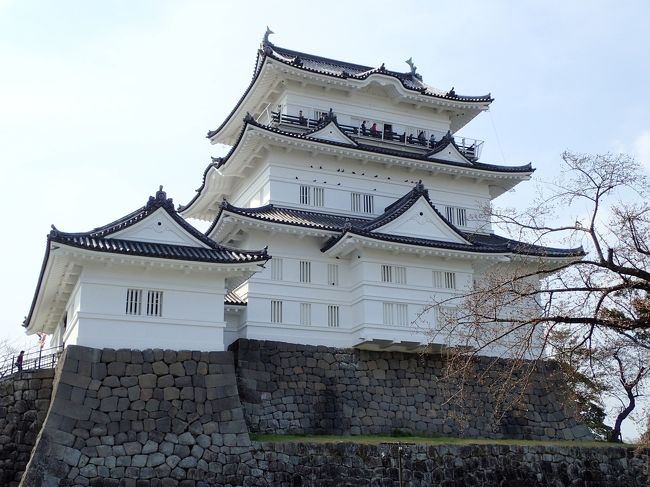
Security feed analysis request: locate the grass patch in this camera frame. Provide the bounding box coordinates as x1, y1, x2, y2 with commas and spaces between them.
250, 433, 634, 448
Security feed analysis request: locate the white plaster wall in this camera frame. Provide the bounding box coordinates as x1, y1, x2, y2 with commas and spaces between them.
61, 262, 228, 351
281, 87, 453, 136
231, 229, 480, 350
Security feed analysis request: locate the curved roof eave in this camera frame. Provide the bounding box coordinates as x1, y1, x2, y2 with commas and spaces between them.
206, 42, 494, 143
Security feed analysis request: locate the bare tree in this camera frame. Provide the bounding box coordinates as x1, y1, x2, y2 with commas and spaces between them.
420, 152, 650, 439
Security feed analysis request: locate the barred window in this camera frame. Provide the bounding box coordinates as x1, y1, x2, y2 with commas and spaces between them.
327, 264, 339, 286
445, 206, 468, 227
381, 265, 406, 284
271, 258, 283, 280
327, 305, 340, 327
383, 302, 408, 326
433, 271, 456, 289
351, 192, 374, 213
299, 260, 311, 283
271, 300, 283, 323
300, 303, 312, 326
300, 185, 324, 207
125, 288, 142, 315
146, 290, 163, 317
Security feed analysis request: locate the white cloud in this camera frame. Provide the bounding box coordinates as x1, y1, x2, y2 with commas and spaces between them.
634, 130, 650, 170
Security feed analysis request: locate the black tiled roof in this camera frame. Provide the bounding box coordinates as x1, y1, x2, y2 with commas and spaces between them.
49, 187, 269, 264
267, 44, 492, 103
208, 201, 370, 235
206, 39, 492, 139
49, 234, 266, 264
321, 229, 584, 258
225, 291, 247, 306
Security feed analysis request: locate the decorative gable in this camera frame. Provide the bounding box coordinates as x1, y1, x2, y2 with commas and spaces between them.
372, 196, 469, 244
308, 121, 357, 145
427, 142, 472, 164
109, 208, 211, 248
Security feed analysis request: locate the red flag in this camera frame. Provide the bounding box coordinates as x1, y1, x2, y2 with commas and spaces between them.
37, 333, 47, 349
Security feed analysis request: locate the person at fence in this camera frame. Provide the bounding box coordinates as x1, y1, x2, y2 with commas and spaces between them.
361, 120, 367, 135
418, 131, 426, 144
15, 350, 24, 372
429, 133, 436, 147
298, 110, 307, 125
370, 122, 378, 137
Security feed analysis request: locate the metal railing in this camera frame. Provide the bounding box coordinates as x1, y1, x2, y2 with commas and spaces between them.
0, 346, 63, 378
266, 108, 483, 161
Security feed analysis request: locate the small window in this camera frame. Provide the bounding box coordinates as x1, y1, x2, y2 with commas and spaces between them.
445, 271, 456, 289
271, 300, 283, 323
271, 258, 283, 280
445, 206, 468, 227
300, 303, 312, 326
383, 302, 408, 326
146, 290, 163, 317
313, 187, 324, 207
456, 208, 467, 227
327, 264, 339, 286
300, 185, 325, 207
327, 305, 340, 327
381, 265, 392, 283
126, 289, 142, 315
300, 261, 311, 283
381, 265, 406, 284
351, 192, 374, 214
445, 206, 455, 224
433, 270, 456, 289
300, 185, 311, 205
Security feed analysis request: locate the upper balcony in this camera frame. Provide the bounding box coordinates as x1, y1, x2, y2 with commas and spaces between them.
256, 105, 484, 162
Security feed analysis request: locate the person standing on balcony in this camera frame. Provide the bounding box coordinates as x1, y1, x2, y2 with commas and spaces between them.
15, 351, 24, 372
361, 121, 367, 135
429, 133, 436, 148
370, 122, 378, 137
298, 110, 307, 125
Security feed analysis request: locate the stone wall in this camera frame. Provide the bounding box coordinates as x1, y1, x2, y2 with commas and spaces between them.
247, 442, 649, 487
231, 339, 592, 440
0, 369, 54, 487
17, 341, 642, 486
20, 346, 251, 487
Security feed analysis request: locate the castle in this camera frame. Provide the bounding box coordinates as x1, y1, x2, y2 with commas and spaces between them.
23, 30, 580, 355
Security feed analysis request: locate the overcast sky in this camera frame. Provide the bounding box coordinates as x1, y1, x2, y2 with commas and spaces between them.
1, 0, 649, 436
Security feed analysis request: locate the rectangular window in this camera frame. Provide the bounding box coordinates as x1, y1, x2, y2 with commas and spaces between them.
351, 193, 374, 214
381, 264, 392, 283
381, 265, 406, 284
271, 300, 283, 323
271, 258, 283, 280
351, 192, 361, 212
300, 303, 312, 326
445, 206, 455, 224
313, 187, 324, 207
363, 194, 374, 213
445, 206, 468, 227
125, 288, 142, 315
433, 270, 457, 289
146, 290, 163, 317
300, 260, 311, 283
300, 186, 325, 207
300, 185, 311, 205
383, 302, 408, 326
327, 305, 340, 327
327, 264, 339, 286
445, 271, 456, 289
456, 208, 467, 227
